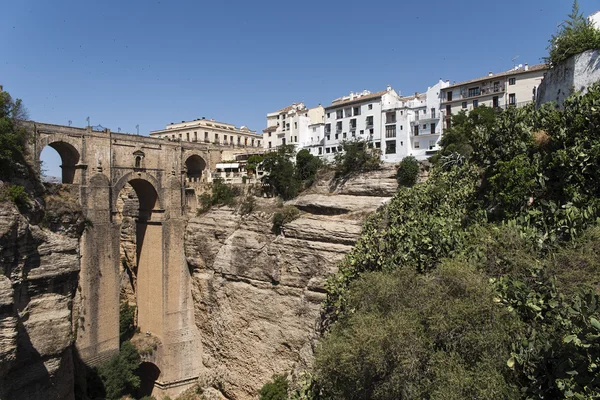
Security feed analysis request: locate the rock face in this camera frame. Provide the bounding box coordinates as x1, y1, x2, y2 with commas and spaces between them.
0, 185, 84, 400
185, 167, 398, 399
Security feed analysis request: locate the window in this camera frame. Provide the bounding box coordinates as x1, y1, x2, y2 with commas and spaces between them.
186, 132, 190, 141
252, 139, 255, 146
369, 128, 374, 135
294, 122, 297, 129
509, 93, 516, 105
332, 147, 337, 153
366, 116, 374, 127
462, 102, 467, 109
400, 141, 404, 146
429, 140, 436, 149
326, 147, 330, 154
430, 123, 435, 134
327, 135, 330, 140
325, 123, 331, 134
294, 136, 297, 142
194, 131, 198, 141
360, 130, 364, 135
350, 118, 357, 129
335, 133, 339, 140
493, 81, 500, 92
318, 147, 322, 155
414, 125, 419, 136
509, 77, 516, 85
423, 124, 426, 130
446, 105, 451, 115
224, 135, 227, 142
336, 121, 342, 132
343, 132, 347, 139
368, 104, 373, 110
258, 140, 261, 147
268, 132, 272, 137
431, 108, 436, 118
204, 132, 209, 142
345, 108, 352, 118
473, 100, 479, 108
268, 141, 272, 148
400, 111, 403, 116
414, 141, 420, 149
385, 125, 396, 138
135, 156, 142, 168
312, 127, 316, 132
468, 87, 480, 97
327, 112, 330, 118
353, 106, 360, 116
375, 142, 381, 149
385, 140, 396, 154
336, 110, 343, 119
447, 91, 453, 101
386, 112, 396, 124
400, 125, 403, 130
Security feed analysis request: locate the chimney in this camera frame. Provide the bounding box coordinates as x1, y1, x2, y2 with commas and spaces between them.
387, 84, 392, 91
488, 71, 493, 77
202, 116, 205, 119
525, 63, 529, 71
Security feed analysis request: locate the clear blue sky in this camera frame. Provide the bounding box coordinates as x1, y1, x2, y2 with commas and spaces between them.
1, 0, 597, 178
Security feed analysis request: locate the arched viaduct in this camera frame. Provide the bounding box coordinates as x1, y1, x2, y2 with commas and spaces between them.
26, 122, 227, 396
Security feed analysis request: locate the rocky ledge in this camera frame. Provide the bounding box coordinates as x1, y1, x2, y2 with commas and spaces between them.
184, 166, 398, 399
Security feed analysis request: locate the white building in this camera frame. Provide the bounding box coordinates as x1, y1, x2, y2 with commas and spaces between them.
589, 10, 600, 29
262, 103, 324, 150
150, 117, 262, 148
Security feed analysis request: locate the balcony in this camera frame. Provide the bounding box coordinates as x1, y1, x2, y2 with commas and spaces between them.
385, 118, 397, 124
365, 119, 374, 128
442, 86, 506, 103
336, 126, 343, 134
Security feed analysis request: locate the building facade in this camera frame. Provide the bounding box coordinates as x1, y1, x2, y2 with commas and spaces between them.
440, 64, 548, 131
262, 103, 324, 150
150, 117, 263, 148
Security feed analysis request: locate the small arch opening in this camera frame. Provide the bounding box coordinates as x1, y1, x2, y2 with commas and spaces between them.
185, 154, 206, 183
40, 141, 80, 184
136, 362, 161, 398
135, 156, 142, 168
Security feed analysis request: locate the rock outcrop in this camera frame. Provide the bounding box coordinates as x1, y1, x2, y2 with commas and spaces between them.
185, 166, 398, 399
0, 185, 84, 400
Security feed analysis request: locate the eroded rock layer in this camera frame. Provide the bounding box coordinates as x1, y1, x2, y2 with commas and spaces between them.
185, 166, 398, 399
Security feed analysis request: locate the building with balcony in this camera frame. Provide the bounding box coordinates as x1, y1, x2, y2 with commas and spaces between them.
149, 117, 262, 148
262, 103, 324, 150
440, 64, 548, 131
321, 88, 392, 160
379, 80, 449, 162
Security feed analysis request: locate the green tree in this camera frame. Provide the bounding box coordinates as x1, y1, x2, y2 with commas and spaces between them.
97, 341, 141, 400
0, 90, 29, 179
261, 145, 301, 200
295, 149, 320, 182
545, 0, 600, 66
119, 302, 136, 343
333, 140, 380, 176
396, 156, 419, 186
246, 154, 264, 174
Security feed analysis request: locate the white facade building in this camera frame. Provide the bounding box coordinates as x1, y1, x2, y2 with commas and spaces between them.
262, 103, 324, 150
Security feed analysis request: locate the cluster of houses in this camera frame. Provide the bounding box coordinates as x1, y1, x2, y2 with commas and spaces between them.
263, 63, 548, 163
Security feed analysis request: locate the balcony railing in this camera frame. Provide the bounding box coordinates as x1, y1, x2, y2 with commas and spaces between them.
365, 120, 374, 128
336, 127, 343, 133
385, 118, 397, 124
443, 87, 506, 103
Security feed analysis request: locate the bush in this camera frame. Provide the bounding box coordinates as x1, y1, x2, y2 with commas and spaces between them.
97, 341, 141, 400
396, 156, 419, 186
272, 206, 300, 235
333, 140, 380, 176
545, 1, 600, 66
119, 302, 136, 343
262, 145, 301, 200
239, 195, 256, 216
0, 91, 28, 180
3, 184, 29, 207
296, 149, 320, 182
259, 374, 288, 400
197, 179, 240, 214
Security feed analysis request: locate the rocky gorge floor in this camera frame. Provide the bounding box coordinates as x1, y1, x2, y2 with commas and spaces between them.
184, 166, 399, 399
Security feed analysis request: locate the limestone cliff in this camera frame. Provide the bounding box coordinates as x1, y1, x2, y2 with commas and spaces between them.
0, 184, 84, 400
184, 166, 398, 399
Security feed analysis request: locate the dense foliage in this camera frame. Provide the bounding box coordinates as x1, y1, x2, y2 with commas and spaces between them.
0, 90, 28, 180
396, 156, 419, 186
306, 84, 600, 399
259, 375, 289, 400
96, 341, 141, 400
261, 145, 320, 199
197, 178, 240, 213
246, 154, 264, 174
333, 140, 380, 176
119, 302, 136, 343
272, 205, 300, 235
545, 1, 600, 66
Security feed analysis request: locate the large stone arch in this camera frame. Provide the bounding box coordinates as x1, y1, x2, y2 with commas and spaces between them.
112, 171, 164, 221
184, 154, 207, 183
37, 135, 82, 184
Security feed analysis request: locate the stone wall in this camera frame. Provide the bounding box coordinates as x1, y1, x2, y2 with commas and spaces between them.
536, 48, 600, 108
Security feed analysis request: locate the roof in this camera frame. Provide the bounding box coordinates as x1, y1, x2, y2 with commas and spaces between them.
325, 90, 388, 109
275, 103, 306, 114
262, 125, 278, 133
444, 64, 548, 90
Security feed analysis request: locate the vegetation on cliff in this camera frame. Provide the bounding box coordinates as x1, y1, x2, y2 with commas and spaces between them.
297, 84, 600, 399
545, 0, 600, 66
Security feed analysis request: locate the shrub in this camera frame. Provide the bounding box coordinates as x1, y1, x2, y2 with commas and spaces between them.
545, 1, 600, 66
272, 206, 300, 235
119, 302, 136, 343
262, 145, 301, 200
197, 179, 240, 214
239, 195, 256, 216
333, 140, 380, 176
259, 374, 288, 400
4, 184, 29, 207
296, 149, 321, 182
97, 341, 141, 400
0, 90, 28, 180
396, 156, 419, 186
247, 154, 264, 174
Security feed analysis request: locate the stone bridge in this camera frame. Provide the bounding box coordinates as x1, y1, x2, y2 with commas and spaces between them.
25, 122, 230, 396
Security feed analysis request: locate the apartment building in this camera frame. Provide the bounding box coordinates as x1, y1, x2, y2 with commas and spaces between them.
440, 64, 548, 131
262, 103, 324, 150
150, 117, 262, 148
379, 80, 449, 162
320, 88, 392, 160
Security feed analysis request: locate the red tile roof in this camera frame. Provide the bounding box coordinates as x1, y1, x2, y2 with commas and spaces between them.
445, 64, 549, 90
326, 90, 388, 109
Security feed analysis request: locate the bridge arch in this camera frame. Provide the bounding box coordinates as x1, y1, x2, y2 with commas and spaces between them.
113, 172, 163, 221
38, 135, 81, 184
184, 154, 207, 183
